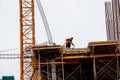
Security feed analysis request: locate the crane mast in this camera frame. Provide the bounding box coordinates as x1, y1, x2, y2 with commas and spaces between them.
19, 0, 54, 79
19, 0, 35, 80
36, 0, 54, 45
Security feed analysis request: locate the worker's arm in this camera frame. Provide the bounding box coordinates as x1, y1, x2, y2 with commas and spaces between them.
71, 42, 75, 48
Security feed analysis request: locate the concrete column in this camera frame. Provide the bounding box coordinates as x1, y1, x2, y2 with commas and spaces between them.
51, 59, 56, 80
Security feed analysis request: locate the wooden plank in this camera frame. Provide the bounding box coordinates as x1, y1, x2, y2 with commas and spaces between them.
88, 40, 120, 46
62, 48, 89, 54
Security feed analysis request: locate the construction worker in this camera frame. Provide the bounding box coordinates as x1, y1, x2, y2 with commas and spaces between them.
65, 37, 75, 48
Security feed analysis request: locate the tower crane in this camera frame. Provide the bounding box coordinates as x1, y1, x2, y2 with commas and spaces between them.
19, 0, 55, 80
0, 0, 55, 80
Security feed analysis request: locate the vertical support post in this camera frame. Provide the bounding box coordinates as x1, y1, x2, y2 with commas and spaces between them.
62, 53, 64, 80
47, 64, 50, 80
117, 56, 120, 79
38, 53, 41, 80
51, 59, 56, 80
92, 46, 97, 80
93, 58, 97, 80
80, 64, 82, 80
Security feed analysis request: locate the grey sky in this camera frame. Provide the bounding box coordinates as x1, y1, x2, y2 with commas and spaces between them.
0, 0, 108, 79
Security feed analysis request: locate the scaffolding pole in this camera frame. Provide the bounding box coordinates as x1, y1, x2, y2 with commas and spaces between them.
117, 56, 120, 79
62, 53, 64, 80
47, 64, 50, 80
38, 53, 41, 80
93, 58, 97, 80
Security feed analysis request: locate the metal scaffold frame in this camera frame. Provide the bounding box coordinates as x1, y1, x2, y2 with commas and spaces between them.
32, 45, 65, 80
94, 57, 118, 80
89, 41, 120, 80
30, 45, 92, 80
29, 41, 120, 80
31, 47, 84, 80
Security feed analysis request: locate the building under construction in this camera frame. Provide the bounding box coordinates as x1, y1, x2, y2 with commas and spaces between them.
28, 40, 120, 80
18, 0, 120, 80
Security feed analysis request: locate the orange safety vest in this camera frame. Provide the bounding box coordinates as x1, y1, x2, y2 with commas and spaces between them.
66, 38, 72, 43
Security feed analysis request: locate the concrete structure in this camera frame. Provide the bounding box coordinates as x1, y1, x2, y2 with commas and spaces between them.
105, 1, 114, 40
105, 0, 120, 40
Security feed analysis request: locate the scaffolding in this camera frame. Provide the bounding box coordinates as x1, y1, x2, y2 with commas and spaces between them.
28, 40, 120, 80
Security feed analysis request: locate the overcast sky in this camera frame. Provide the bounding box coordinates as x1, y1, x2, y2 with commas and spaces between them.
0, 0, 108, 79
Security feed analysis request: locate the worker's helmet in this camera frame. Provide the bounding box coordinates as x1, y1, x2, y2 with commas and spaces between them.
71, 37, 73, 39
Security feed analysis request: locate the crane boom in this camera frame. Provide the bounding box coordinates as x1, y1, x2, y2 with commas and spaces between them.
36, 0, 54, 45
